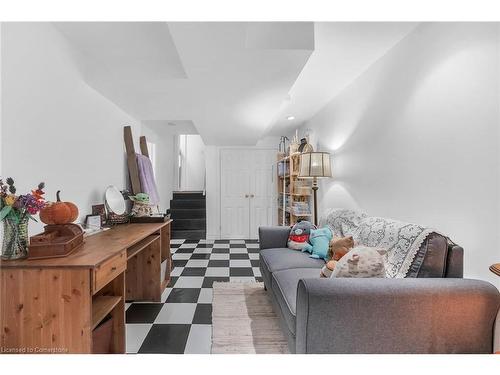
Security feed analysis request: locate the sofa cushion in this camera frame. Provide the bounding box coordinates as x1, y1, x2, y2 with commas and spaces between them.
271, 268, 321, 335
260, 248, 325, 274
406, 232, 449, 278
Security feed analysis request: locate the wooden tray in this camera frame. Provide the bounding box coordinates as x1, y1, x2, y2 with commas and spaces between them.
28, 224, 84, 259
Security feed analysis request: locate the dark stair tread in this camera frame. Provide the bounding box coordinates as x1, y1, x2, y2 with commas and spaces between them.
170, 199, 206, 209
173, 191, 205, 200
170, 208, 206, 219
172, 218, 206, 230
171, 229, 206, 240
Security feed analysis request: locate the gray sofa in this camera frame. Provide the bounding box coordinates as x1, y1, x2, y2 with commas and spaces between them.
259, 226, 500, 354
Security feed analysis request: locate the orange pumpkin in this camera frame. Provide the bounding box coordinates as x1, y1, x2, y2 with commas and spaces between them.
39, 191, 79, 224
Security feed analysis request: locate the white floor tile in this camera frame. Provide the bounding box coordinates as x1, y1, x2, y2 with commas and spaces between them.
186, 259, 209, 268
193, 248, 212, 254
252, 267, 262, 277
248, 253, 260, 260
161, 287, 172, 303
125, 303, 131, 311
230, 277, 256, 283
246, 243, 260, 248
197, 288, 213, 304
213, 243, 230, 248
126, 324, 152, 353
210, 253, 230, 260
170, 239, 185, 244
230, 259, 252, 268
154, 303, 197, 324
184, 325, 212, 354
199, 239, 214, 244
172, 253, 191, 260
179, 243, 197, 249
229, 248, 247, 254
174, 276, 204, 288
205, 267, 230, 277
171, 267, 184, 277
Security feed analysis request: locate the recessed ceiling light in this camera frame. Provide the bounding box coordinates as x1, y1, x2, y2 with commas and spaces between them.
287, 116, 295, 121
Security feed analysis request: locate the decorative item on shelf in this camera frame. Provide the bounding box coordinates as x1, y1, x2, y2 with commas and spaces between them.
104, 185, 129, 225
0, 178, 46, 260
28, 223, 84, 259
278, 136, 290, 156
298, 137, 314, 153
289, 130, 300, 155
298, 152, 332, 226
39, 190, 78, 225
490, 263, 500, 277
129, 192, 168, 223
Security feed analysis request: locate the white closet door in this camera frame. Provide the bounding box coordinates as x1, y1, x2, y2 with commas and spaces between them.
220, 149, 251, 239
249, 149, 276, 238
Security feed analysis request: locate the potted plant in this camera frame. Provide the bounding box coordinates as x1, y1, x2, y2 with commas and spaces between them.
0, 178, 46, 260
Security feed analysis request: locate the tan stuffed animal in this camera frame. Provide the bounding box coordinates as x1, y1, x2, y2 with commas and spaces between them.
320, 236, 355, 277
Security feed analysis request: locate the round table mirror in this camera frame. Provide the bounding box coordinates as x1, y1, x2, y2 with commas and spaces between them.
105, 185, 126, 215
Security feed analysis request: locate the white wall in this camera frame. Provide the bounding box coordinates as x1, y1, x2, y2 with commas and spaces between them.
301, 23, 500, 287
1, 23, 142, 232
179, 134, 206, 191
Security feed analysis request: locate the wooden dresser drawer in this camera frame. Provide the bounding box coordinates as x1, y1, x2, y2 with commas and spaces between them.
93, 251, 126, 294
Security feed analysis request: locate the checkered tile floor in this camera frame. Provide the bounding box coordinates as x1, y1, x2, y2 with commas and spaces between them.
125, 239, 262, 354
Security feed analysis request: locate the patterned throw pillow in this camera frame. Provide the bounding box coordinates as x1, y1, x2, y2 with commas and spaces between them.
331, 246, 387, 278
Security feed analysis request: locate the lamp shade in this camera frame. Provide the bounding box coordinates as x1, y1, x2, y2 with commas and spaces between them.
298, 152, 332, 178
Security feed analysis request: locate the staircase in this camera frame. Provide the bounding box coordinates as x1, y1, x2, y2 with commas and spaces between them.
170, 191, 206, 240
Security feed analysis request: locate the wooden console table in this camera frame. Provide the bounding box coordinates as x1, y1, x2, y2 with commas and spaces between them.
0, 221, 172, 354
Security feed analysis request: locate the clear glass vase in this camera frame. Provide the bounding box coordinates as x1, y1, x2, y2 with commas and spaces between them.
1, 216, 29, 260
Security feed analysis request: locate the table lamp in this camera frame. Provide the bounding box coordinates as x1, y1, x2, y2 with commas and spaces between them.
298, 152, 332, 225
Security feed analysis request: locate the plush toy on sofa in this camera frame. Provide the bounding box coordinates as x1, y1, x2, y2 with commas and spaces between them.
320, 236, 355, 277
302, 227, 333, 259
287, 220, 316, 250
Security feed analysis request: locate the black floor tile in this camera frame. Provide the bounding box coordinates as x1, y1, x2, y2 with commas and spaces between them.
168, 277, 178, 287
126, 303, 163, 324
184, 239, 199, 244
202, 277, 230, 288
181, 267, 206, 276
250, 260, 260, 267
175, 248, 196, 253
212, 248, 230, 254
190, 253, 211, 260
173, 260, 188, 268
245, 239, 259, 243
230, 243, 246, 248
166, 288, 201, 303
208, 260, 229, 267
229, 253, 249, 260
138, 324, 191, 354
214, 240, 230, 244
247, 248, 260, 253
170, 243, 182, 248
230, 268, 254, 277
195, 244, 213, 248
192, 304, 212, 324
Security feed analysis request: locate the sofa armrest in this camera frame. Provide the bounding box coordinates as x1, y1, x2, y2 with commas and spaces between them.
296, 278, 500, 354
258, 226, 290, 250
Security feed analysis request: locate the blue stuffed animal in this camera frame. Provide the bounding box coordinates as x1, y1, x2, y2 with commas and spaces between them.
302, 227, 333, 259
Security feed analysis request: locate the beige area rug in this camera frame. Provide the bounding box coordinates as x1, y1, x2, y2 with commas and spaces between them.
212, 282, 290, 354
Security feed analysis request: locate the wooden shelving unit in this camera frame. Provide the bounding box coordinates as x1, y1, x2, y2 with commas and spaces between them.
277, 153, 312, 226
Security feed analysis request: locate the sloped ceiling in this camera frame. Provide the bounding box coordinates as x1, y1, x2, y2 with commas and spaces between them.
54, 22, 417, 145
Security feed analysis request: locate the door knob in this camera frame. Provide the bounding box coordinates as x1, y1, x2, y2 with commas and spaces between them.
245, 194, 249, 198
250, 194, 255, 198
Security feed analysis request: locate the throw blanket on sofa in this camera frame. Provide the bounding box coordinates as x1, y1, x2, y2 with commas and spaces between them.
322, 209, 435, 278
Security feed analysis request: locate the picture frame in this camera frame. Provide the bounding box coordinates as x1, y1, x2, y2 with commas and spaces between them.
91, 204, 106, 226
85, 214, 102, 229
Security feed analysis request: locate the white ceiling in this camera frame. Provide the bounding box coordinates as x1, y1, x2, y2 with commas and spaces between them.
54, 22, 417, 145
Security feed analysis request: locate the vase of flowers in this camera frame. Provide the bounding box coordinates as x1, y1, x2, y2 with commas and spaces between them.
0, 178, 46, 260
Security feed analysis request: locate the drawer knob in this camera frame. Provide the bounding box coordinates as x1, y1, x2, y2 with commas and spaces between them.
111, 267, 117, 271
